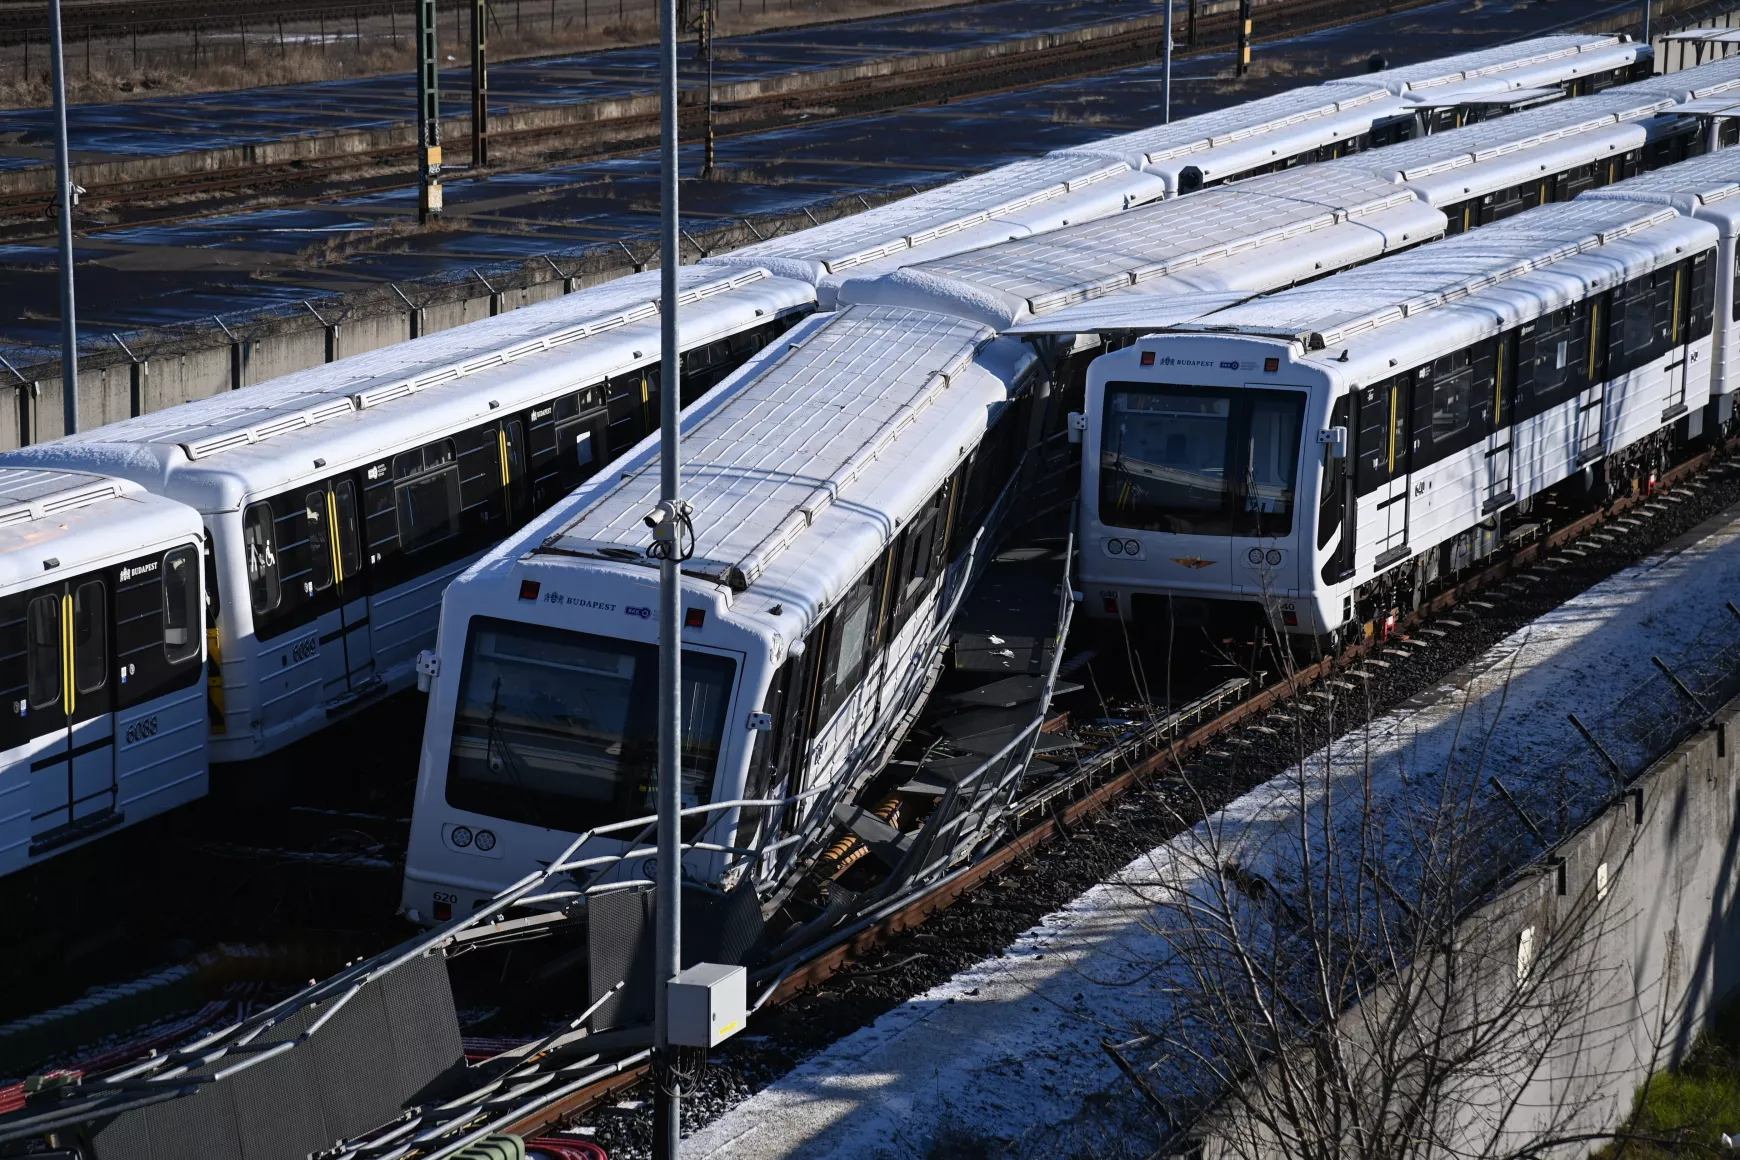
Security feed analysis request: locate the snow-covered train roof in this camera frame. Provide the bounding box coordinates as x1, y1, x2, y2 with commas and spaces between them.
696, 37, 1647, 303
1626, 51, 1740, 102
534, 306, 1000, 609
1358, 33, 1635, 96
701, 155, 1167, 296
1578, 143, 1740, 213
0, 468, 201, 592
1054, 81, 1394, 173
1350, 88, 1677, 182
0, 268, 811, 503
1183, 198, 1709, 353
836, 168, 1439, 332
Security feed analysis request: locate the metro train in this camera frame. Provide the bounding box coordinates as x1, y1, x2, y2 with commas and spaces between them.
399, 306, 1039, 922
1076, 166, 1740, 642
0, 35, 1689, 877
0, 470, 207, 873
3, 268, 814, 769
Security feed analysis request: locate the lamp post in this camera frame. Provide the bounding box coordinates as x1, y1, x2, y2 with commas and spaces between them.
48, 0, 78, 435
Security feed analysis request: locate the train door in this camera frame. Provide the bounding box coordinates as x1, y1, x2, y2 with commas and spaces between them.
304, 478, 372, 695
1485, 333, 1516, 511
1353, 375, 1411, 573
22, 574, 116, 844
500, 419, 530, 527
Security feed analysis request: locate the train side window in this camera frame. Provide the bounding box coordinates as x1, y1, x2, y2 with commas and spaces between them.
304, 488, 335, 593
73, 581, 106, 696
1354, 377, 1399, 495
820, 563, 884, 725
896, 484, 950, 617
332, 481, 362, 578
1732, 250, 1740, 324
395, 439, 462, 553
1687, 250, 1715, 342
163, 547, 201, 665
26, 594, 60, 710
243, 502, 281, 614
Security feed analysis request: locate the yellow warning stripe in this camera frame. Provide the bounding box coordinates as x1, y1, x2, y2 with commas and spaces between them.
61, 593, 74, 717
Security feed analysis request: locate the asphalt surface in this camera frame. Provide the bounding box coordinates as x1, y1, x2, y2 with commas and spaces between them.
0, 0, 1646, 365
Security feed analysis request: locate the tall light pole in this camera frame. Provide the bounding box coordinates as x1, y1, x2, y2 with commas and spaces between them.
652, 0, 684, 1142
47, 0, 78, 435
1161, 0, 1174, 124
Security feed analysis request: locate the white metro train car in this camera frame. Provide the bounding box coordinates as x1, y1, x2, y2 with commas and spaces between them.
400, 305, 1040, 922
700, 36, 1652, 304
1, 267, 812, 763
1078, 197, 1719, 639
0, 469, 207, 875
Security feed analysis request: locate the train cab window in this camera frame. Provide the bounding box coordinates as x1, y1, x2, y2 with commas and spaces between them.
73, 581, 106, 696
395, 439, 462, 554
1100, 385, 1234, 534
305, 489, 335, 594
1239, 393, 1304, 537
26, 594, 60, 710
243, 502, 280, 615
444, 617, 735, 832
163, 547, 201, 665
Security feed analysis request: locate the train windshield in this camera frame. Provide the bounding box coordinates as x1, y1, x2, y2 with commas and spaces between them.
444, 616, 735, 833
1098, 383, 1305, 538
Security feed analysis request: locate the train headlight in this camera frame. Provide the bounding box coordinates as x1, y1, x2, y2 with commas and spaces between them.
451, 825, 474, 848
474, 829, 497, 852
1247, 548, 1264, 565
1124, 539, 1141, 556
1108, 539, 1125, 555
1267, 549, 1283, 566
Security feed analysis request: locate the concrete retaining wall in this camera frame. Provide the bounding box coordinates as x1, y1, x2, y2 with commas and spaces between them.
1204, 692, 1740, 1157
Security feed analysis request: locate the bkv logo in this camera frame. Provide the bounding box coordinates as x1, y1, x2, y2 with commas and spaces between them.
625, 605, 653, 620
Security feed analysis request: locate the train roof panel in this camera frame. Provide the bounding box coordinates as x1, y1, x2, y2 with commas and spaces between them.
0, 469, 201, 593
1628, 52, 1740, 101
1186, 199, 1692, 349
1363, 34, 1624, 95
842, 168, 1429, 328
24, 267, 804, 465
539, 305, 993, 593
1352, 88, 1676, 181
1579, 149, 1740, 207
1053, 82, 1394, 169
700, 154, 1150, 281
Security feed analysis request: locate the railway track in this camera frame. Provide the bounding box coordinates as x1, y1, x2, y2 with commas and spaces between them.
475, 438, 1740, 1152
3, 437, 1736, 1155
0, 0, 1438, 233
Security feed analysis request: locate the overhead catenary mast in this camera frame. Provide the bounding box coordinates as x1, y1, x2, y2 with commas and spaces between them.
652, 0, 685, 1143
48, 0, 78, 435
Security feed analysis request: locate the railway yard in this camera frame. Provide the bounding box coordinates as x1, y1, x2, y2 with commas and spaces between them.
12, 0, 1740, 1158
